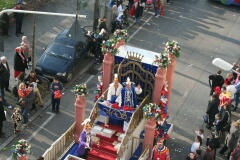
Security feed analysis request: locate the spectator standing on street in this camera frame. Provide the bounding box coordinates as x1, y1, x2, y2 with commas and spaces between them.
0, 8, 10, 38
135, 2, 144, 26
230, 140, 240, 160
111, 5, 119, 33
195, 149, 203, 160
20, 83, 35, 128
233, 76, 240, 111
21, 36, 32, 65
153, 0, 160, 17
50, 77, 63, 113
206, 94, 220, 129
25, 71, 43, 107
0, 56, 11, 92
13, 2, 24, 37
209, 69, 224, 95
0, 95, 6, 138
191, 135, 202, 154
98, 16, 107, 33
0, 68, 6, 106
219, 120, 240, 159
203, 143, 214, 160
186, 152, 195, 160
14, 47, 28, 79
206, 132, 221, 160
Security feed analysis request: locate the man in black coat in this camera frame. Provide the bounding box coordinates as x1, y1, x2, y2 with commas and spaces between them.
13, 2, 24, 37
209, 69, 224, 95
0, 8, 10, 38
206, 94, 220, 129
0, 95, 6, 138
0, 56, 11, 92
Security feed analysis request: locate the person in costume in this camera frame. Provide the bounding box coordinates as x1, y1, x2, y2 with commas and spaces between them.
151, 138, 170, 160
107, 73, 123, 107
121, 77, 142, 108
77, 118, 92, 159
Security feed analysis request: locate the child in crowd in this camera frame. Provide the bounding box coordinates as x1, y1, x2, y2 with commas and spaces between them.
213, 113, 223, 133
11, 107, 22, 134
195, 127, 204, 141
191, 135, 202, 154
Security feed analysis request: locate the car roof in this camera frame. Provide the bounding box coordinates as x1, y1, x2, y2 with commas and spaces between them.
54, 29, 79, 46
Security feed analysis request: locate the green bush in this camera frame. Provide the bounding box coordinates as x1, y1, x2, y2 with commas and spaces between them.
0, 0, 16, 10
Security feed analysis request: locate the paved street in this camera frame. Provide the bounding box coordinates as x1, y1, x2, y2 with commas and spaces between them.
0, 0, 240, 159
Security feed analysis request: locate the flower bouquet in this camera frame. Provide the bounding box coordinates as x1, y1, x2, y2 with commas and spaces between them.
164, 40, 181, 58
113, 29, 128, 42
73, 84, 89, 97
11, 139, 31, 159
101, 38, 119, 56
153, 51, 171, 68
143, 103, 162, 121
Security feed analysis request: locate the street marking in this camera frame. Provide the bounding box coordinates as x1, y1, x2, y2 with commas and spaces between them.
84, 75, 95, 84
6, 112, 55, 159
127, 15, 153, 42
86, 100, 95, 106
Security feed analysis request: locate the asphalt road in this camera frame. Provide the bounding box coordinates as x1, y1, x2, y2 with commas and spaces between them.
0, 0, 240, 159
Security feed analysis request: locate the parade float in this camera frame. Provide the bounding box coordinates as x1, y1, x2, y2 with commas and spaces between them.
42, 30, 180, 160
215, 0, 240, 6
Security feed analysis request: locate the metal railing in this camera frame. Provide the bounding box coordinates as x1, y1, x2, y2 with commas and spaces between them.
117, 94, 150, 158
138, 145, 150, 160
43, 122, 76, 160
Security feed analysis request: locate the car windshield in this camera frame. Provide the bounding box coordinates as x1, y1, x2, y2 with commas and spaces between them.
46, 42, 74, 59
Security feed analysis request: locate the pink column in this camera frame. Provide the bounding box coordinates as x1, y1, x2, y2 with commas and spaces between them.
143, 117, 156, 159
166, 54, 176, 107
102, 51, 114, 97
74, 96, 86, 143
152, 67, 167, 104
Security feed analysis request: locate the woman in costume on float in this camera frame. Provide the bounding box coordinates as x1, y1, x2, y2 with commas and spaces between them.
151, 138, 170, 160
77, 119, 93, 159
107, 73, 123, 107
121, 77, 142, 109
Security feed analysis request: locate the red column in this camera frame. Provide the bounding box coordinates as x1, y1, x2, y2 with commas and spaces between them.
102, 51, 114, 97
166, 54, 176, 108
143, 117, 156, 159
74, 95, 86, 143
152, 67, 167, 104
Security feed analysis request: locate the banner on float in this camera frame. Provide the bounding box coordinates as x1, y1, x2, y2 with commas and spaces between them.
98, 103, 133, 121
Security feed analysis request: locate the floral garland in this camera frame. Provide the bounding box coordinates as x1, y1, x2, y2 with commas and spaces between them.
153, 51, 171, 68
11, 139, 31, 159
113, 29, 128, 42
165, 40, 181, 58
154, 82, 170, 141
73, 84, 89, 97
143, 103, 162, 121
101, 38, 119, 56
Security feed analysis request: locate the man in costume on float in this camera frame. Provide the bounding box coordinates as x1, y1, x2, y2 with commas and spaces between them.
151, 138, 170, 160
107, 73, 123, 107
121, 77, 142, 108
77, 118, 92, 159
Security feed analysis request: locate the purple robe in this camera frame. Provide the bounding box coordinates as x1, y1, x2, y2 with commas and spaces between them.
76, 130, 92, 155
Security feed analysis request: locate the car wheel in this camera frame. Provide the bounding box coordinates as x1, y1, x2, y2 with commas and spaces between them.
66, 72, 73, 82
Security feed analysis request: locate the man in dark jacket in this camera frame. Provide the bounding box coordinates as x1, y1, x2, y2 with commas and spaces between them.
0, 95, 6, 138
206, 94, 220, 129
20, 83, 35, 128
0, 8, 10, 38
0, 56, 11, 92
13, 2, 24, 37
209, 69, 224, 95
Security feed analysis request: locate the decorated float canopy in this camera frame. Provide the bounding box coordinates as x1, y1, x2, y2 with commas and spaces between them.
117, 45, 159, 66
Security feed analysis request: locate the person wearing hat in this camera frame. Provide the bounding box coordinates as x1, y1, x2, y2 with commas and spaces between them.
77, 118, 92, 159
0, 8, 10, 38
107, 73, 123, 106
13, 1, 24, 37
121, 77, 142, 108
151, 138, 170, 160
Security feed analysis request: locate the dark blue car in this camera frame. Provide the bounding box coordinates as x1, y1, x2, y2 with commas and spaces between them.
35, 29, 87, 82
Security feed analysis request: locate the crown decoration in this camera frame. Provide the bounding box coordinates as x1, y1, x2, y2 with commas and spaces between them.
114, 73, 118, 83
127, 51, 144, 62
